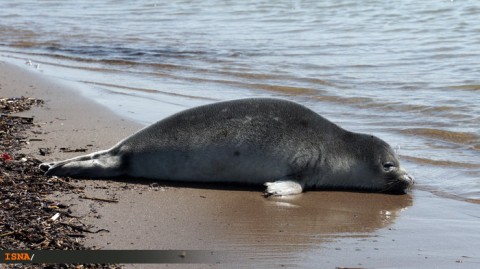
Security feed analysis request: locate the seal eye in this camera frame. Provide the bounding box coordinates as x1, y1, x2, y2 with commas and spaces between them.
383, 162, 395, 172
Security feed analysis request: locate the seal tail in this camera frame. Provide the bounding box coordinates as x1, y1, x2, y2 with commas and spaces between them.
39, 150, 123, 178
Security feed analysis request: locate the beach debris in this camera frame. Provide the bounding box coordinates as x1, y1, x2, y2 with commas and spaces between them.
149, 182, 159, 188
1, 114, 34, 124
1, 137, 86, 251
1, 153, 12, 161
60, 147, 88, 153
39, 147, 51, 156
179, 251, 187, 258
148, 182, 166, 191
59, 223, 109, 234
50, 213, 61, 221
78, 195, 119, 203
1, 96, 120, 268
0, 96, 43, 114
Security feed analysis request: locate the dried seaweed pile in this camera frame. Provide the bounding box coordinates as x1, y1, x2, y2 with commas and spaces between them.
1, 97, 119, 268
0, 97, 44, 114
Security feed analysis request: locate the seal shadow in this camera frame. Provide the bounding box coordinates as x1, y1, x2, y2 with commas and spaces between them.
95, 175, 414, 196
67, 175, 413, 262
130, 177, 411, 258
82, 175, 413, 243
102, 175, 267, 193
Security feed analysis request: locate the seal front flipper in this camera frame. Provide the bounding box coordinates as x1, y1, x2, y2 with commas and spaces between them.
264, 180, 303, 197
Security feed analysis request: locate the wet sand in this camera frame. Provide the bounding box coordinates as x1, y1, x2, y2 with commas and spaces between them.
1, 61, 479, 268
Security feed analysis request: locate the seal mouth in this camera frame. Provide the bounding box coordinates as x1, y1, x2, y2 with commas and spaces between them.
382, 173, 415, 194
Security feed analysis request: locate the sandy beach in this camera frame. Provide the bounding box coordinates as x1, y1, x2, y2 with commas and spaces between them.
1, 61, 479, 268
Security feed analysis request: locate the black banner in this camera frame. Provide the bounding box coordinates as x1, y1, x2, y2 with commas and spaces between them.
0, 250, 225, 264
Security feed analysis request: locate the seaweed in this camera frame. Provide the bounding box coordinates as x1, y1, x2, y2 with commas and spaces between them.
0, 97, 120, 269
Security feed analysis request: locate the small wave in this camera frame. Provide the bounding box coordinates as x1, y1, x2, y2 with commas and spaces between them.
0, 25, 39, 41
302, 78, 337, 87
248, 83, 321, 95
217, 71, 281, 80
465, 199, 480, 205
400, 128, 479, 144
80, 81, 218, 101
400, 155, 480, 169
416, 185, 480, 205
313, 95, 372, 105
42, 44, 209, 60
420, 106, 456, 113
98, 88, 188, 108
0, 51, 137, 75
307, 94, 472, 121
450, 84, 480, 91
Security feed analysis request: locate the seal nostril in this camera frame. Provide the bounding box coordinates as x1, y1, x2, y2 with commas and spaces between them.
402, 174, 415, 185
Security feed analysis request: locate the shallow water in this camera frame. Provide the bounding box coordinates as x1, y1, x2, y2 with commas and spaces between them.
0, 0, 479, 202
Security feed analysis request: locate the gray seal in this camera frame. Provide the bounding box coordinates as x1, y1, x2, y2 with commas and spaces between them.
40, 98, 414, 196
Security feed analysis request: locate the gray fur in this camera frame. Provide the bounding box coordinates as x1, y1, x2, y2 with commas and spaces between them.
40, 98, 414, 195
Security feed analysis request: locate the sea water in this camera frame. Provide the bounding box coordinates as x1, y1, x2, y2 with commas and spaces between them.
0, 0, 479, 201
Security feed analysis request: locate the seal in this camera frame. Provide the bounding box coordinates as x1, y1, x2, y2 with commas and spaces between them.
40, 98, 414, 196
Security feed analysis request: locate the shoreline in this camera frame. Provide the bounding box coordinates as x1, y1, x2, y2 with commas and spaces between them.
0, 61, 142, 160
1, 61, 479, 268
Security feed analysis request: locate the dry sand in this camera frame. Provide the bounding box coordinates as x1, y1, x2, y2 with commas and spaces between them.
1, 60, 479, 268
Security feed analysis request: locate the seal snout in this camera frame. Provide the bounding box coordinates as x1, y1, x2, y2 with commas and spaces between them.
390, 172, 414, 194
400, 173, 415, 186
397, 166, 415, 187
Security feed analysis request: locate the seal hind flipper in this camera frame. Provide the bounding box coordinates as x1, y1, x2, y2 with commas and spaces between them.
41, 150, 123, 178
264, 180, 303, 196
